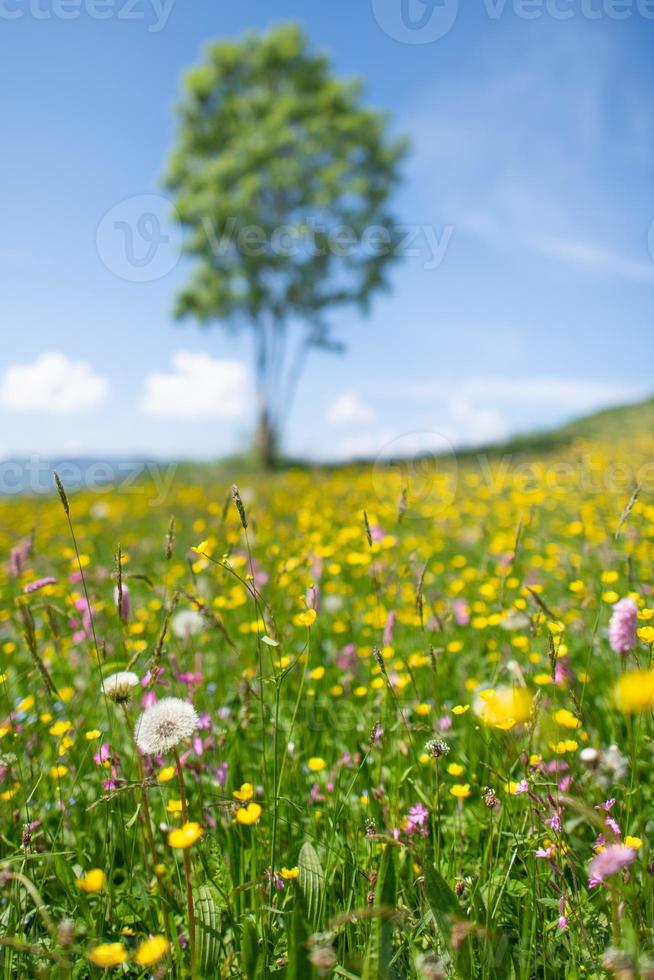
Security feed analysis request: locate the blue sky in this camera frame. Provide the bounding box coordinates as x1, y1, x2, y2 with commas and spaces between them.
1, 0, 653, 461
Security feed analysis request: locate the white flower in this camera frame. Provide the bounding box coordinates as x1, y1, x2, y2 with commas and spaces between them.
102, 671, 140, 704
134, 697, 199, 755
171, 609, 205, 639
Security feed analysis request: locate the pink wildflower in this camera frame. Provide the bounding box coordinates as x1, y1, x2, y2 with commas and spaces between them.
608, 598, 638, 654
23, 577, 56, 594
383, 610, 396, 646
405, 803, 429, 836
114, 583, 130, 622
589, 844, 635, 887
453, 599, 470, 626
10, 537, 31, 578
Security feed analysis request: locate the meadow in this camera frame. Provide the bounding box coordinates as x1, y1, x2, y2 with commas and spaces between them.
1, 428, 653, 978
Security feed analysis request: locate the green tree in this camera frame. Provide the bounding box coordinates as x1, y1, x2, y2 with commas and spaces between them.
164, 24, 408, 467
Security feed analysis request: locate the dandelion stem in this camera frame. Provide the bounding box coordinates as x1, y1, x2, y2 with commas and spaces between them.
120, 705, 172, 947
173, 748, 197, 978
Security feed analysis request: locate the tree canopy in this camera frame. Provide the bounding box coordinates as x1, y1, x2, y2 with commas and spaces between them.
164, 23, 408, 464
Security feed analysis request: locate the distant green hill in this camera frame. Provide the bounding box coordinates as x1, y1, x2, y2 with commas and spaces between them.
469, 395, 654, 457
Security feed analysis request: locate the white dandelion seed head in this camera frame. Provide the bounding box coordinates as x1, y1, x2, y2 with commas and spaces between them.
171, 609, 205, 639
134, 697, 199, 755
102, 671, 140, 704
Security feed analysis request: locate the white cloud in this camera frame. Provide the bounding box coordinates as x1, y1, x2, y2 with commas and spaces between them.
327, 391, 375, 425
448, 396, 507, 445
376, 377, 647, 414
142, 351, 249, 419
528, 234, 654, 284
459, 377, 645, 411
334, 428, 398, 459
333, 428, 458, 461
0, 353, 109, 414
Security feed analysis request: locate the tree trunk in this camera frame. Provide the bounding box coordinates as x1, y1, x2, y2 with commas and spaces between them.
255, 408, 278, 469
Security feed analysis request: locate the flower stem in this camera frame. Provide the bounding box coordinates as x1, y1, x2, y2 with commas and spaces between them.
120, 705, 172, 945
173, 747, 197, 979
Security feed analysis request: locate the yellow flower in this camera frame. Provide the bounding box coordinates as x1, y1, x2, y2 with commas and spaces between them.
48, 720, 71, 737
549, 739, 578, 754
309, 666, 325, 680
625, 835, 643, 850
638, 626, 654, 645
475, 687, 533, 730
447, 763, 464, 776
76, 869, 105, 893
157, 766, 176, 782
191, 539, 210, 555
294, 609, 317, 628
280, 866, 299, 880
553, 708, 581, 730
307, 757, 326, 772
450, 784, 471, 799
452, 704, 469, 715
167, 822, 204, 848
166, 799, 183, 814
85, 729, 102, 740
134, 935, 169, 967
236, 803, 262, 825
50, 765, 68, 778
615, 670, 654, 713
414, 703, 431, 716
88, 943, 128, 968
233, 782, 254, 801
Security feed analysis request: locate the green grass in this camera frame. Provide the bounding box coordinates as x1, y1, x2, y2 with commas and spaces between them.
0, 423, 652, 978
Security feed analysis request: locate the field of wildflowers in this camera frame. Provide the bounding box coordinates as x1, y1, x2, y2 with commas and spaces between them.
1, 434, 653, 978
